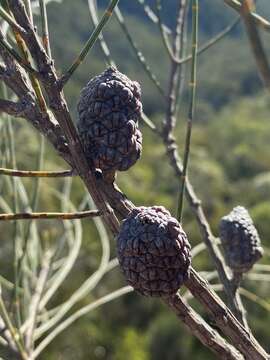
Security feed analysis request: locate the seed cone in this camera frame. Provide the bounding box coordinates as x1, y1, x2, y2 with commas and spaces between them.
77, 66, 142, 172
117, 206, 191, 297
219, 206, 263, 274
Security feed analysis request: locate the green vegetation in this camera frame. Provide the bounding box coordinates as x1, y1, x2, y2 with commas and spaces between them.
1, 0, 270, 358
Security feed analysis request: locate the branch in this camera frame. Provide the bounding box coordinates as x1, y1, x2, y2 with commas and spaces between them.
159, 1, 248, 324
177, 16, 241, 65
0, 34, 38, 76
156, 0, 176, 60
162, 138, 249, 327
0, 98, 26, 117
0, 210, 102, 221
224, 0, 270, 32
184, 268, 269, 359
164, 294, 244, 360
0, 167, 73, 177
177, 0, 198, 221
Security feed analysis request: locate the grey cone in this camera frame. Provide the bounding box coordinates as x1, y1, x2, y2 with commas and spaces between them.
219, 206, 263, 274
117, 206, 191, 297
77, 66, 143, 172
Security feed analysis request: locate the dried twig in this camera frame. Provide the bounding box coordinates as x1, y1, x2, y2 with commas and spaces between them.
0, 167, 73, 177
0, 209, 102, 221
164, 293, 244, 360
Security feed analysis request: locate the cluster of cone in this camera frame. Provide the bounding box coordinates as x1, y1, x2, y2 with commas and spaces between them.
77, 68, 263, 297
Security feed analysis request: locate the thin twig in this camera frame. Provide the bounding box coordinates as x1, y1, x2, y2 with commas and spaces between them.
38, 0, 51, 57
177, 16, 241, 65
0, 34, 38, 75
0, 167, 73, 177
156, 0, 175, 60
177, 0, 198, 222
0, 209, 102, 221
88, 0, 114, 66
60, 0, 119, 86
115, 6, 165, 97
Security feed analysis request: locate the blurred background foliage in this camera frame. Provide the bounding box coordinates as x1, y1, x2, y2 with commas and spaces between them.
1, 0, 270, 358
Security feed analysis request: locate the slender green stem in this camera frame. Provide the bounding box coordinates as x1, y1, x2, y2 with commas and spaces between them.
0, 5, 25, 33
61, 0, 119, 86
39, 0, 51, 57
88, 0, 115, 66
0, 36, 38, 75
177, 16, 240, 65
177, 0, 198, 222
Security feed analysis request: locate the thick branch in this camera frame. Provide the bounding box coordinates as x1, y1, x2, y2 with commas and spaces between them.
184, 268, 268, 360
164, 294, 244, 359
